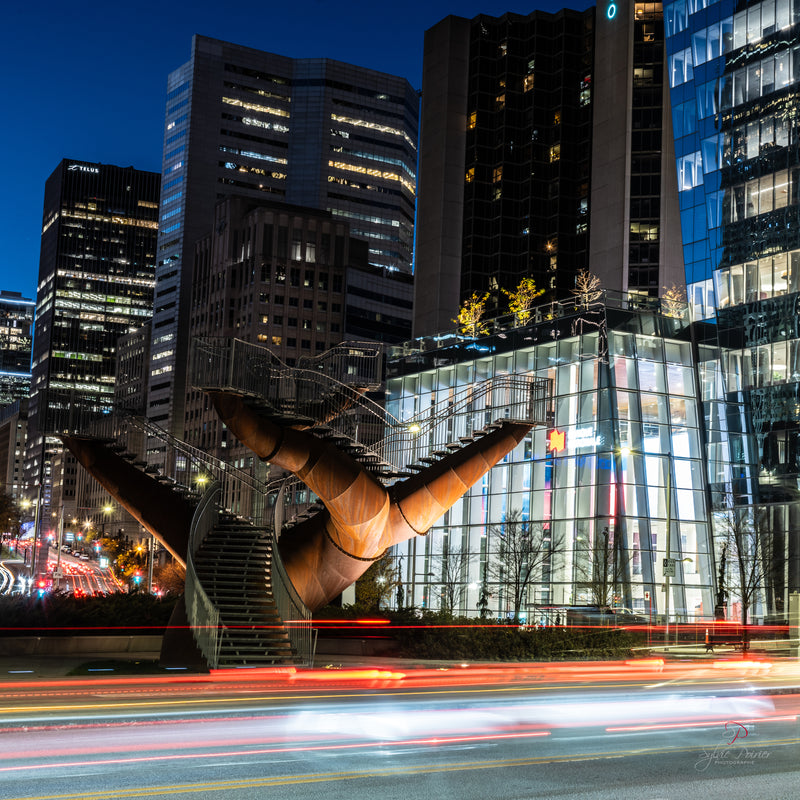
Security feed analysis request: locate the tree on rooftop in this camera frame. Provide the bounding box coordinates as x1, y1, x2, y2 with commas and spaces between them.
572, 269, 603, 309
661, 283, 687, 318
454, 291, 491, 338
502, 277, 544, 326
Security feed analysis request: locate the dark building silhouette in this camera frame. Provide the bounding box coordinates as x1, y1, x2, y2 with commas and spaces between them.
413, 6, 683, 337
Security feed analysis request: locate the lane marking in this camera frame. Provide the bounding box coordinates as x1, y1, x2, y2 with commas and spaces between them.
6, 737, 798, 800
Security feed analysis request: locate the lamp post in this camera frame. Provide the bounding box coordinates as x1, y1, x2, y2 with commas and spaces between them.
52, 509, 66, 591
101, 504, 113, 539
146, 532, 154, 594
20, 488, 43, 591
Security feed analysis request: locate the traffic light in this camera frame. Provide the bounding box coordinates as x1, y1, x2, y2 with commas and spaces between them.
132, 571, 142, 586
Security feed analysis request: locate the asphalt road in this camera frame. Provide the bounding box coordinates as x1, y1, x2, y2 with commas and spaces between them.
0, 659, 798, 800
1, 549, 120, 596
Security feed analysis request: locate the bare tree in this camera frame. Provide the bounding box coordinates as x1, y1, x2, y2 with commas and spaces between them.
571, 269, 603, 309
574, 526, 631, 608
714, 501, 775, 651
434, 540, 472, 615
486, 509, 563, 622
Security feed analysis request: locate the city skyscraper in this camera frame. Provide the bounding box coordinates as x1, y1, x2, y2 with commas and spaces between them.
665, 0, 800, 616
25, 159, 160, 571
147, 35, 418, 452
413, 6, 684, 337
590, 0, 684, 301
0, 290, 35, 408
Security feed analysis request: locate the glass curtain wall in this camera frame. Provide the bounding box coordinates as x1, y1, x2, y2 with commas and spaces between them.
387, 326, 714, 620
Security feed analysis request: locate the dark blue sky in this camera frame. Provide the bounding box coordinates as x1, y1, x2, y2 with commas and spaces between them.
2, 0, 593, 301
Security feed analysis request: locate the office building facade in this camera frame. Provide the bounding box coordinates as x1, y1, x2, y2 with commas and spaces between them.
185, 195, 399, 516
148, 36, 418, 449
387, 296, 715, 620
25, 160, 159, 562
0, 400, 27, 499
665, 0, 800, 616
413, 5, 684, 337
0, 291, 35, 408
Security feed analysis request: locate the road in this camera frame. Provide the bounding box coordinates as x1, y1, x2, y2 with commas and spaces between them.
45, 551, 121, 596
0, 556, 27, 595
0, 657, 798, 799
1, 546, 120, 596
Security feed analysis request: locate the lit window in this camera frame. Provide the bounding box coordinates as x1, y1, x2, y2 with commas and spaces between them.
523, 74, 534, 92
549, 144, 561, 162
468, 110, 477, 130
465, 167, 475, 183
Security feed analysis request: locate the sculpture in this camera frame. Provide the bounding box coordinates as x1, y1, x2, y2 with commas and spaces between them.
62, 390, 532, 612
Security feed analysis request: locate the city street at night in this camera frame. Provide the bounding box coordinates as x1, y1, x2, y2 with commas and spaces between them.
0, 657, 798, 800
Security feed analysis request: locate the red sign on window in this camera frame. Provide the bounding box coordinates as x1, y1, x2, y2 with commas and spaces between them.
548, 428, 566, 453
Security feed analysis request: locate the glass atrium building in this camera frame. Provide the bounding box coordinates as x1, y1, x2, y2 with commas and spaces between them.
386, 298, 715, 620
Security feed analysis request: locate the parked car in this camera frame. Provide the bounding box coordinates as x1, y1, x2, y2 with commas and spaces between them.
609, 607, 649, 625
565, 605, 647, 626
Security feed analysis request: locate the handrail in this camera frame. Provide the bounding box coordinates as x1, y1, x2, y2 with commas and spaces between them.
270, 478, 312, 663
63, 397, 312, 666
386, 289, 689, 360
185, 481, 223, 668
190, 337, 551, 475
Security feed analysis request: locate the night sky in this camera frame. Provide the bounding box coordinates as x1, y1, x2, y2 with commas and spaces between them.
1, 0, 593, 301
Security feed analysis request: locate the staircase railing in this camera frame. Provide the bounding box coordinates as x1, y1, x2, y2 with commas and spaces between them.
64, 405, 314, 666
271, 479, 313, 663
186, 481, 223, 669
381, 374, 551, 470
190, 337, 552, 475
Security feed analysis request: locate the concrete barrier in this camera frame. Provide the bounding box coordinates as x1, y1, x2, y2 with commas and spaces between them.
0, 636, 163, 656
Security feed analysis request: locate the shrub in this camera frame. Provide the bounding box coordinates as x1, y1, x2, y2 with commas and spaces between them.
0, 593, 178, 636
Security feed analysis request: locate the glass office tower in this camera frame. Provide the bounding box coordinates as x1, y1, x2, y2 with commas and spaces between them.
666, 0, 800, 616
25, 160, 159, 570
0, 291, 34, 408
148, 36, 418, 451
665, 0, 800, 318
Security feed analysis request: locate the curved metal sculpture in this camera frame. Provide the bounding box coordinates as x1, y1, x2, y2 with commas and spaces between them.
62, 399, 531, 612
209, 391, 532, 610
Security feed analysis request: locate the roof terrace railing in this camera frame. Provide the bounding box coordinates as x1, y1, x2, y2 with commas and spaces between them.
387, 289, 689, 360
